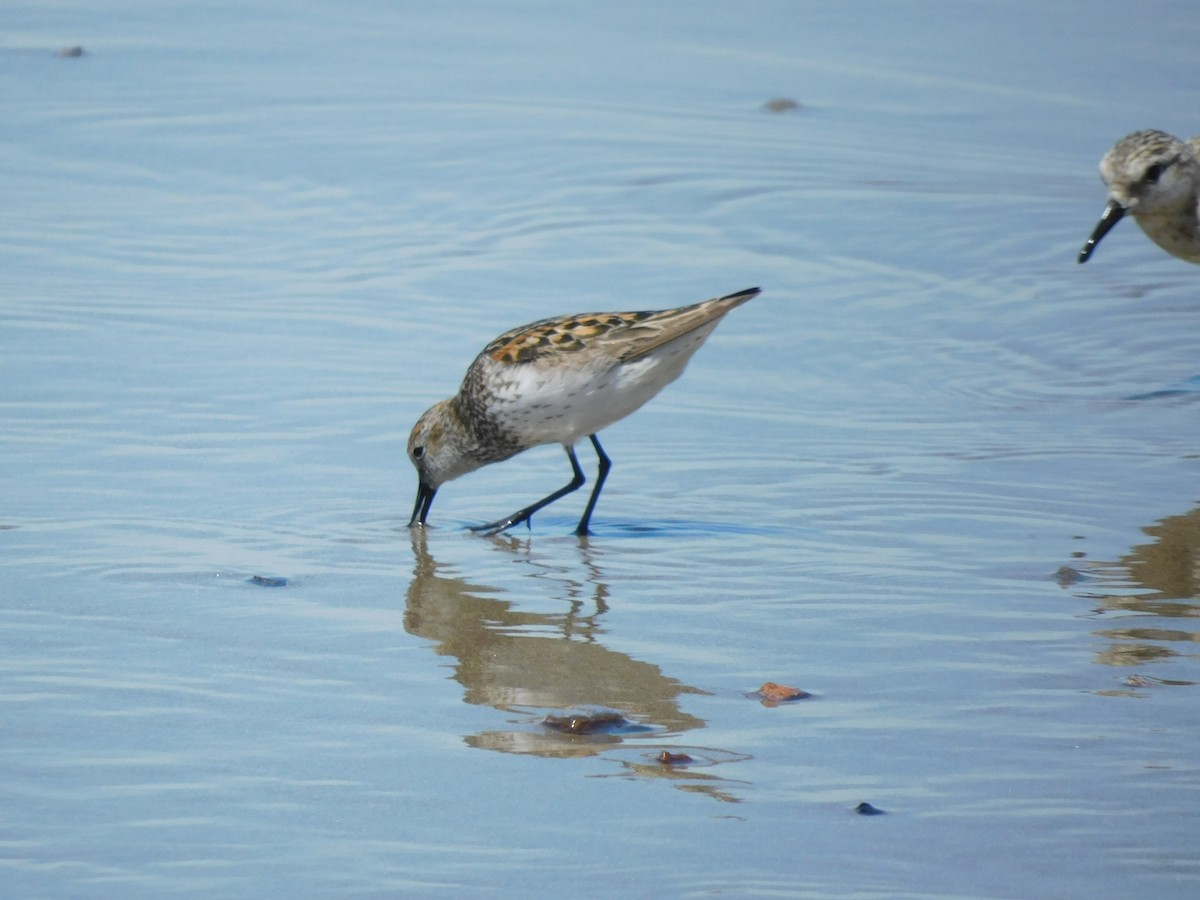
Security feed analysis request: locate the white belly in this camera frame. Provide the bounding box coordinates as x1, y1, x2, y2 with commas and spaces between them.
487, 322, 719, 447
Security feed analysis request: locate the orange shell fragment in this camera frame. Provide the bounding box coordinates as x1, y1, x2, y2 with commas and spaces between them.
757, 682, 811, 703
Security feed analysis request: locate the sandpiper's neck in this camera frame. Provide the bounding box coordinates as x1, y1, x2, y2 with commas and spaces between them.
449, 394, 525, 464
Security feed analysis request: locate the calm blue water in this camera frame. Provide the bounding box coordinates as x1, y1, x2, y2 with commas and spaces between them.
3, 1, 1199, 897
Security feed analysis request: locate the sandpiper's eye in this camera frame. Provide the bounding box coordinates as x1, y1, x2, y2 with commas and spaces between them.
1144, 162, 1166, 184
412, 446, 425, 459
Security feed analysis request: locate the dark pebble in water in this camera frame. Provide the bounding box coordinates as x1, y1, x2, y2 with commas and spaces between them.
57, 46, 85, 58
542, 711, 627, 734
855, 802, 886, 816
764, 97, 801, 112
1054, 566, 1085, 586
248, 575, 288, 587
657, 751, 694, 765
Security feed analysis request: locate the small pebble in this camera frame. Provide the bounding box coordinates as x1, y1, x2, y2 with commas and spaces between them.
1055, 566, 1085, 586
542, 711, 627, 734
764, 97, 801, 113
757, 681, 811, 703
657, 751, 693, 765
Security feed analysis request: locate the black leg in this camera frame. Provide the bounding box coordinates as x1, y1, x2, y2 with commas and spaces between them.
470, 443, 586, 536
574, 435, 610, 536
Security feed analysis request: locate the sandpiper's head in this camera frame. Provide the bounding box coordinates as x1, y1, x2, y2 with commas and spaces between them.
1079, 130, 1200, 263
1099, 130, 1197, 216
407, 399, 475, 526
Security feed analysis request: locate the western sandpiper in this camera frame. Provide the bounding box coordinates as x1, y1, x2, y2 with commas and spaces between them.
1078, 129, 1200, 264
407, 287, 760, 536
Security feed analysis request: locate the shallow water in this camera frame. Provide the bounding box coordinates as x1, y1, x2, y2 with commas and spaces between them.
3, 1, 1199, 896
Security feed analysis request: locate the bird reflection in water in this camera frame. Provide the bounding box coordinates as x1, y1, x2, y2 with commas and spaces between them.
404, 529, 748, 797
1061, 506, 1200, 692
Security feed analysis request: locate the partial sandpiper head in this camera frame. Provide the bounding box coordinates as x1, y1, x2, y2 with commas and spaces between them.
1079, 129, 1200, 264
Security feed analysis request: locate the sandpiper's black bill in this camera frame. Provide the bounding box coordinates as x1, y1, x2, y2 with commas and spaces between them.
409, 482, 437, 527
1078, 200, 1126, 263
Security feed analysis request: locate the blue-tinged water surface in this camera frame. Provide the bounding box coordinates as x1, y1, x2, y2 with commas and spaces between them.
3, 1, 1199, 897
